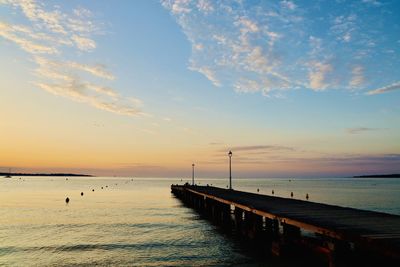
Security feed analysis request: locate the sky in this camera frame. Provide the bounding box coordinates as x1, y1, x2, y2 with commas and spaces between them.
0, 0, 399, 178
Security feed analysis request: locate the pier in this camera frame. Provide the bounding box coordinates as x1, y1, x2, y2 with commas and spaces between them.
171, 184, 400, 267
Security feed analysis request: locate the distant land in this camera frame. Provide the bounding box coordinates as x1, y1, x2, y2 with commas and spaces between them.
1, 172, 93, 177
353, 174, 400, 178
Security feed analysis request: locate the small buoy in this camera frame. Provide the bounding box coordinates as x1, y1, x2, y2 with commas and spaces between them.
92, 189, 94, 192
81, 192, 84, 196
65, 197, 70, 204
101, 187, 103, 189
106, 185, 108, 188
257, 188, 259, 192
272, 190, 274, 195
306, 193, 309, 200
66, 178, 68, 181
291, 192, 293, 198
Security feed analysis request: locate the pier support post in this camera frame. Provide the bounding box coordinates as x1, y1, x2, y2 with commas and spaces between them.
329, 240, 353, 267
198, 196, 205, 212
204, 197, 211, 217
221, 203, 232, 229
243, 211, 263, 240
213, 201, 222, 222
234, 207, 244, 231
280, 222, 301, 257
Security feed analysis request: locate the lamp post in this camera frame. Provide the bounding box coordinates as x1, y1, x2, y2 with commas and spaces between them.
192, 163, 195, 186
228, 150, 232, 190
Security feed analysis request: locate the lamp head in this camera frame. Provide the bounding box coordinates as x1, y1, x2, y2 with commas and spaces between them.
228, 150, 232, 157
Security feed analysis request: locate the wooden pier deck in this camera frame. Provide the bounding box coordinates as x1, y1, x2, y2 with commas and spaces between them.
171, 184, 400, 266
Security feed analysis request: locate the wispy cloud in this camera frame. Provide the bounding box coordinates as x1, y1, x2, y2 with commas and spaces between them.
280, 1, 296, 11
1, 0, 143, 116
189, 65, 221, 87
346, 127, 380, 134
161, 0, 305, 95
204, 144, 299, 166
308, 61, 333, 91
312, 154, 400, 165
366, 81, 400, 95
71, 34, 96, 51
34, 57, 115, 81
362, 0, 382, 6
350, 65, 365, 88
225, 145, 295, 152
331, 14, 357, 43
163, 0, 191, 14
209, 141, 224, 146
162, 0, 397, 96
0, 22, 58, 54
2, 0, 96, 50
34, 78, 142, 116
197, 0, 214, 14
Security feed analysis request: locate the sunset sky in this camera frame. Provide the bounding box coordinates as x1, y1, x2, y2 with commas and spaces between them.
1, 0, 399, 178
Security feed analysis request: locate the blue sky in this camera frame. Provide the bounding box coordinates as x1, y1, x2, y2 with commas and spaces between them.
0, 0, 399, 177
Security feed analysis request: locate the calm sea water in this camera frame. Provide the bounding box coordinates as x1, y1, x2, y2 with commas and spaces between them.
1, 177, 399, 266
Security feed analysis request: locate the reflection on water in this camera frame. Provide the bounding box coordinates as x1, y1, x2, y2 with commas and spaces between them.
0, 177, 399, 266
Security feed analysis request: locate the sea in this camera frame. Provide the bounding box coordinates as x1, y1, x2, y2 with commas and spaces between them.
1, 176, 399, 266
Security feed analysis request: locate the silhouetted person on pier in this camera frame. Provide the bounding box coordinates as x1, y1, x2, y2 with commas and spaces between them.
306, 193, 309, 200
291, 192, 293, 198
65, 197, 70, 204
272, 190, 274, 195
257, 188, 259, 192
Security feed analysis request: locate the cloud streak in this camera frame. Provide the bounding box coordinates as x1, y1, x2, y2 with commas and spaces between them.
366, 82, 400, 95
0, 22, 58, 54
346, 127, 380, 134
1, 0, 143, 116
223, 145, 295, 152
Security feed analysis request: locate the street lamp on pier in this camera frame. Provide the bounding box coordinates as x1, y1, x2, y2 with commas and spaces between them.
228, 150, 233, 190
192, 163, 195, 186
